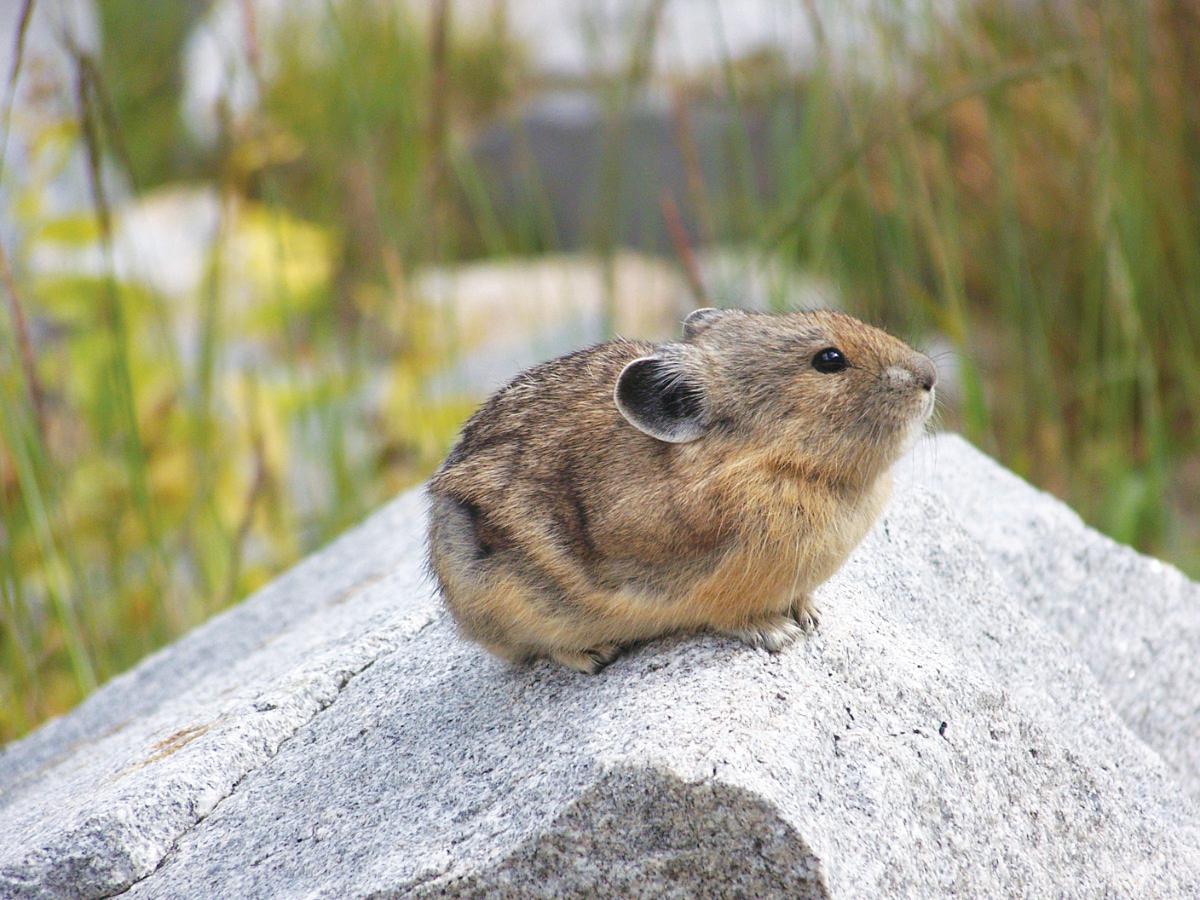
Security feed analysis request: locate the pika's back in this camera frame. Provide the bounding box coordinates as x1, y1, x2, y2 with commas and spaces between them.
428, 335, 734, 615
432, 338, 652, 492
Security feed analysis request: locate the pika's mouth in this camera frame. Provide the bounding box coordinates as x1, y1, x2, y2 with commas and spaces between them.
919, 388, 936, 420
893, 394, 934, 453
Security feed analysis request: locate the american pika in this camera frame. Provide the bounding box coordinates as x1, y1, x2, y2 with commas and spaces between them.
427, 308, 936, 673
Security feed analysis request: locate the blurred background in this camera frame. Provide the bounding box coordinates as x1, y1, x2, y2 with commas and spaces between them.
1, 0, 1198, 740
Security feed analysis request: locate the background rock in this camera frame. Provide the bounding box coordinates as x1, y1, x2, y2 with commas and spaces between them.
2, 436, 1198, 897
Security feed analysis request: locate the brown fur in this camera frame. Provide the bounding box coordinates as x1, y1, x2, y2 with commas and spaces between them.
427, 309, 936, 672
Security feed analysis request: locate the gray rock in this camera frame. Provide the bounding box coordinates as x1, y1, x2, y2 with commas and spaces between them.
899, 435, 1200, 798
2, 436, 1198, 898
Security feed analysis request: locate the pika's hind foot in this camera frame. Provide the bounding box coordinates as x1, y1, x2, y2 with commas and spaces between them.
550, 643, 622, 675
789, 598, 821, 634
722, 615, 805, 653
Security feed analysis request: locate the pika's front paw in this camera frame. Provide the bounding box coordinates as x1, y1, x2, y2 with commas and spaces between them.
550, 643, 622, 675
723, 615, 805, 653
790, 601, 821, 634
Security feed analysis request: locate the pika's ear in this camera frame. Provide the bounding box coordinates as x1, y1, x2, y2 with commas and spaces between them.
682, 308, 725, 340
614, 352, 709, 443
683, 307, 750, 339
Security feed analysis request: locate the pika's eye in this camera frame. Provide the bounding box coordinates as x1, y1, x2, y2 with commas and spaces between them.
812, 347, 848, 374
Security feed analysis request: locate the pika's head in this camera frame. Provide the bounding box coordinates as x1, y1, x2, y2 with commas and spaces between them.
614, 308, 936, 484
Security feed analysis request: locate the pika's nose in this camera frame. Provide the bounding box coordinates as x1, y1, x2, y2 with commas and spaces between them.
913, 354, 937, 392
884, 355, 938, 392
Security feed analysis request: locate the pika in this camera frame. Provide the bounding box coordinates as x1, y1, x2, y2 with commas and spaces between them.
427, 308, 936, 673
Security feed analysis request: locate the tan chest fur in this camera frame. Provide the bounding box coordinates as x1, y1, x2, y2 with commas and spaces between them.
567, 463, 893, 643
685, 477, 886, 623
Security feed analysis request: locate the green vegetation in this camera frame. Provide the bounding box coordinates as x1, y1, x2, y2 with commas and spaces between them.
1, 0, 1197, 740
